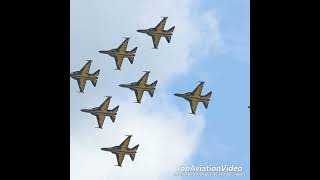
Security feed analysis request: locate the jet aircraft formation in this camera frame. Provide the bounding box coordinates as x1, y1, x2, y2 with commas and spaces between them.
70, 17, 212, 167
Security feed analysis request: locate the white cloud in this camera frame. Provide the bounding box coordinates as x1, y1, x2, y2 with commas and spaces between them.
70, 0, 221, 179
71, 102, 205, 180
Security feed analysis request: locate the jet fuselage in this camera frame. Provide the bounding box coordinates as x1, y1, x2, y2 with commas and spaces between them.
138, 28, 172, 37
101, 147, 137, 155
119, 83, 155, 91
80, 108, 117, 116
70, 71, 97, 79
175, 93, 210, 102
99, 50, 135, 58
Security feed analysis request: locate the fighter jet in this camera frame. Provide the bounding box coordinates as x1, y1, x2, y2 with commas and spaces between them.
119, 71, 158, 103
99, 37, 137, 70
80, 96, 119, 129
137, 17, 175, 49
101, 135, 139, 167
174, 81, 212, 114
70, 60, 100, 93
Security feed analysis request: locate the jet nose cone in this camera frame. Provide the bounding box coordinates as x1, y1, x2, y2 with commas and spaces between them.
119, 84, 125, 88
174, 93, 184, 97
80, 109, 87, 112
137, 29, 144, 33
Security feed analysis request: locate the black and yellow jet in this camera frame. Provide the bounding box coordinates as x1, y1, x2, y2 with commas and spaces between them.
174, 81, 212, 114
80, 96, 119, 129
137, 17, 175, 49
70, 60, 100, 93
99, 37, 137, 70
101, 135, 139, 167
119, 71, 158, 104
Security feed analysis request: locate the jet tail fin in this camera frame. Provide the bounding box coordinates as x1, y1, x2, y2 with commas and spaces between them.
165, 26, 175, 43
148, 81, 158, 97
130, 47, 138, 53
129, 144, 139, 161
90, 69, 100, 87
109, 106, 119, 123
93, 69, 100, 77
168, 26, 175, 33
112, 106, 119, 113
132, 144, 139, 151
128, 47, 137, 64
205, 91, 212, 99
203, 91, 212, 109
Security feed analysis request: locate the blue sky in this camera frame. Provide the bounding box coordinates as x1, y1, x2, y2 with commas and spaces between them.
70, 0, 249, 179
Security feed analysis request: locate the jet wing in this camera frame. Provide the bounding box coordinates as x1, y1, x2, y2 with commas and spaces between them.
80, 60, 92, 75
95, 114, 106, 129
76, 78, 87, 93
117, 38, 129, 52
114, 56, 124, 70
99, 97, 111, 112
192, 82, 205, 96
134, 89, 144, 103
151, 34, 161, 49
119, 135, 132, 150
116, 152, 125, 167
154, 17, 168, 31
137, 71, 150, 85
189, 99, 199, 114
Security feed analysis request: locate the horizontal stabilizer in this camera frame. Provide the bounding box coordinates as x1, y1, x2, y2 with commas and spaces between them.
202, 92, 212, 109
90, 70, 100, 87
128, 56, 135, 64
203, 101, 209, 109
91, 79, 97, 87
148, 81, 158, 97
165, 26, 174, 43
165, 35, 172, 43
110, 115, 116, 123
129, 153, 136, 161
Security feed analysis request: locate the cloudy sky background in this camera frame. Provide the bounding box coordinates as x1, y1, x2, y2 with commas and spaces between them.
70, 0, 249, 179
